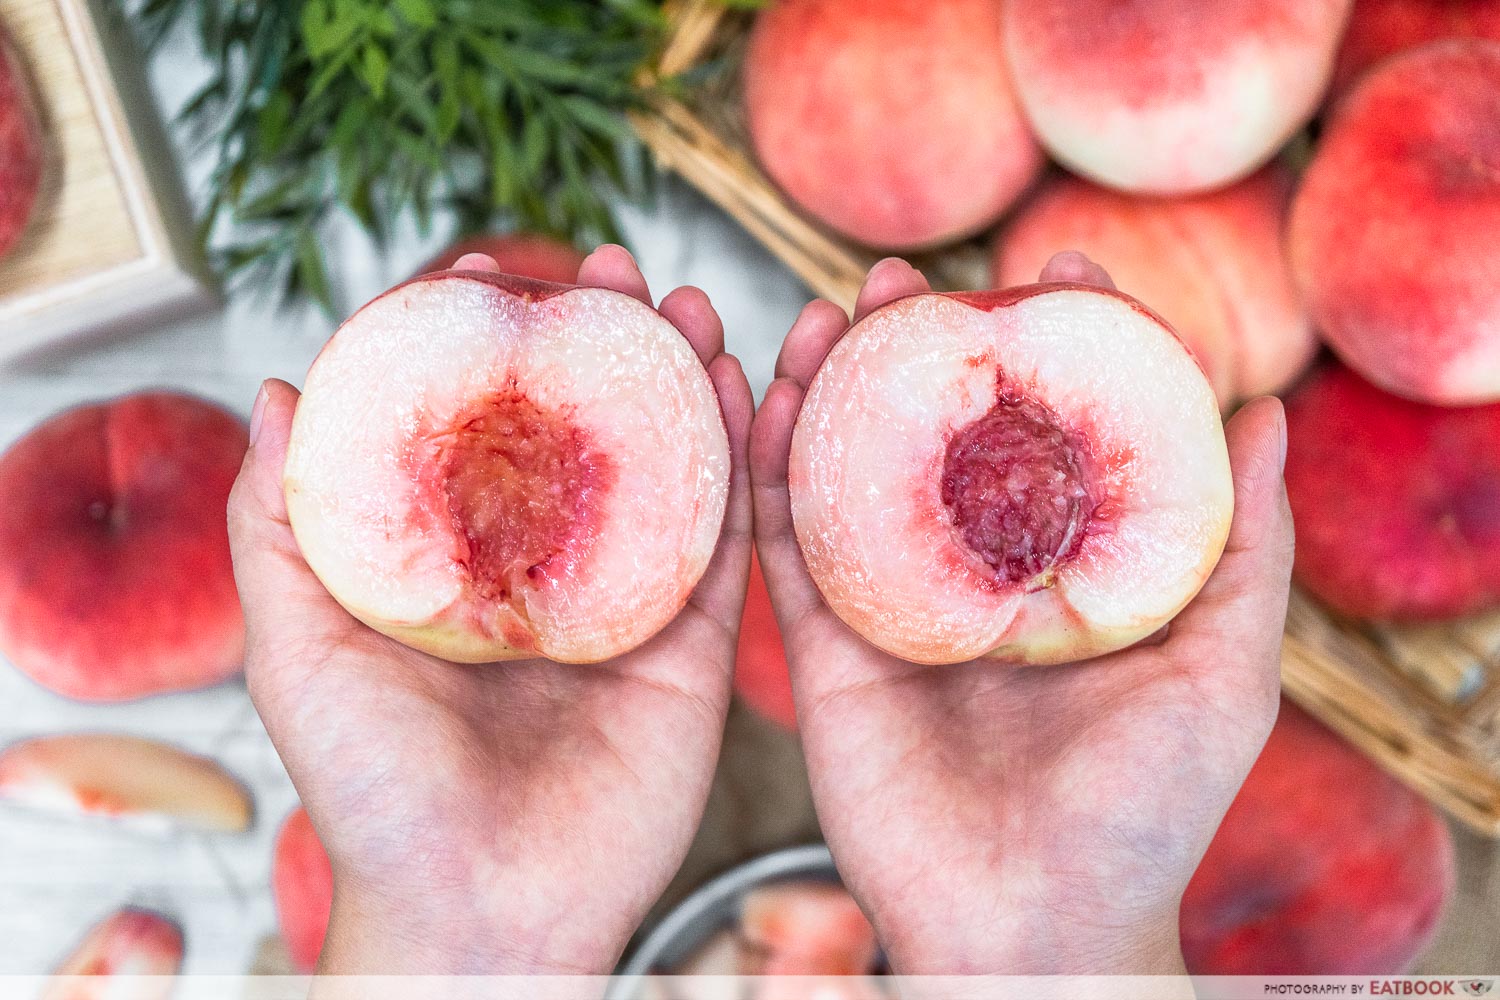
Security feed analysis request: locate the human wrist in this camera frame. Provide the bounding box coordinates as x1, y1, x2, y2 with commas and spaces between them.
316, 879, 622, 976
883, 907, 1187, 977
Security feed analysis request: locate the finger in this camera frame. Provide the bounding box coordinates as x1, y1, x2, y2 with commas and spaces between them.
685, 353, 755, 633
775, 299, 849, 388
227, 380, 352, 661
659, 285, 725, 368
1038, 250, 1117, 290
1166, 396, 1294, 716
852, 257, 931, 322
576, 244, 652, 305
749, 376, 827, 634
451, 253, 502, 274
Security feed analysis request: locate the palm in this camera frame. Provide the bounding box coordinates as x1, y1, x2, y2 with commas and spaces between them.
229, 247, 754, 974
751, 255, 1294, 974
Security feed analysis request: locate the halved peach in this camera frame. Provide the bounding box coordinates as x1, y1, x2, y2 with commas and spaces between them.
44, 907, 182, 1000
0, 734, 252, 833
285, 270, 730, 662
789, 284, 1233, 665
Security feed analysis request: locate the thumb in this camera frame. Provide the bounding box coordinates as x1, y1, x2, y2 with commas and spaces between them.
227, 380, 352, 674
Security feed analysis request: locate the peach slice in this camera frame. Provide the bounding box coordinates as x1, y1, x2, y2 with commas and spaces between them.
285, 270, 730, 662
1284, 364, 1500, 621
0, 30, 43, 262
743, 0, 1043, 250
789, 284, 1233, 665
1004, 0, 1352, 193
413, 233, 585, 284
0, 391, 248, 701
272, 807, 333, 973
741, 882, 878, 976
1289, 40, 1500, 405
44, 907, 183, 1000
1332, 0, 1500, 95
735, 553, 796, 730
1181, 700, 1454, 974
994, 168, 1314, 406
0, 734, 252, 833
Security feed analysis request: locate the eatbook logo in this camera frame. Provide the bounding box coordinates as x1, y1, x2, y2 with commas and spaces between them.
1463, 982, 1493, 997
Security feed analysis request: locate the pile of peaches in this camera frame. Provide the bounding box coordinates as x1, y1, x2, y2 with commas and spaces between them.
0, 0, 1494, 982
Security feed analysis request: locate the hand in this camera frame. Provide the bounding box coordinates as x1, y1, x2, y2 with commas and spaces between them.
749, 253, 1295, 975
228, 246, 754, 974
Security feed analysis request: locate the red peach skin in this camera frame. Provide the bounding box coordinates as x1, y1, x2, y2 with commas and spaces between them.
741, 882, 879, 976
1332, 0, 1500, 94
1283, 364, 1500, 621
735, 552, 796, 730
0, 30, 43, 262
1004, 0, 1352, 193
1181, 700, 1454, 974
994, 168, 1315, 406
743, 0, 1042, 249
413, 233, 586, 283
43, 907, 183, 1000
1290, 40, 1500, 404
0, 392, 248, 701
273, 807, 334, 973
0, 733, 251, 832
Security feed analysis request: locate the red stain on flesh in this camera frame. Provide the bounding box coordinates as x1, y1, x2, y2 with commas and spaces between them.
434, 388, 614, 605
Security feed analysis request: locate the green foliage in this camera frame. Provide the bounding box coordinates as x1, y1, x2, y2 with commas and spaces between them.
134, 0, 666, 312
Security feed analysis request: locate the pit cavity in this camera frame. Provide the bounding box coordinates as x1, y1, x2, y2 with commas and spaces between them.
437, 389, 611, 602
940, 390, 1098, 589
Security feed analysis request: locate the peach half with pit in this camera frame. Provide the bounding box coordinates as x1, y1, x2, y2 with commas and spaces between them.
284, 269, 731, 662
789, 283, 1233, 665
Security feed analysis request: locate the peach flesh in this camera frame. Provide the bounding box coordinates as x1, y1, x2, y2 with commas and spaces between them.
741, 882, 879, 976
285, 271, 730, 663
0, 32, 42, 262
1003, 0, 1352, 193
789, 284, 1232, 665
1289, 40, 1500, 405
742, 0, 1042, 250
0, 733, 252, 833
273, 807, 333, 974
1181, 700, 1454, 974
0, 392, 248, 701
413, 232, 586, 283
1284, 364, 1500, 621
993, 168, 1316, 405
1332, 0, 1500, 95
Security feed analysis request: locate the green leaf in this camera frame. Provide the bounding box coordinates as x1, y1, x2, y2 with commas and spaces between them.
360, 43, 390, 97
394, 0, 436, 30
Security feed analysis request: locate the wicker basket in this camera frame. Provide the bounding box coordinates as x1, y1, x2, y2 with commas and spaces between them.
631, 0, 1500, 835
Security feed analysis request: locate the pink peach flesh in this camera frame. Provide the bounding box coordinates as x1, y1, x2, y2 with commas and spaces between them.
789, 284, 1232, 665
0, 734, 252, 833
285, 271, 730, 662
